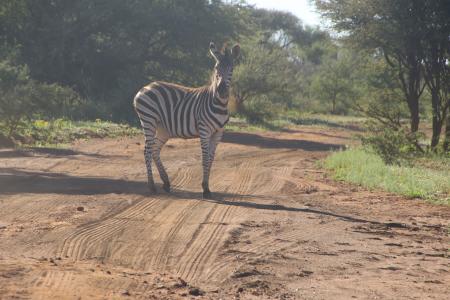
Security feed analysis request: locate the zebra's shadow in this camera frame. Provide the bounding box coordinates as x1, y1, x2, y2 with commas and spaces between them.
0, 168, 149, 196
169, 188, 403, 227
169, 187, 257, 202
0, 168, 402, 227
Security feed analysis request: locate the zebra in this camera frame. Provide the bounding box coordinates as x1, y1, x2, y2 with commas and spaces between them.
133, 42, 240, 198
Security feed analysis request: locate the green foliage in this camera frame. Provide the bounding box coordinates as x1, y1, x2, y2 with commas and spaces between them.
1, 118, 140, 147
225, 113, 365, 133
310, 49, 362, 114
325, 148, 450, 204
4, 0, 437, 141
287, 112, 365, 129
0, 0, 343, 127
315, 0, 450, 147
1, 0, 242, 122
232, 35, 301, 123
349, 55, 427, 165
361, 126, 423, 165
231, 9, 335, 124
0, 57, 83, 138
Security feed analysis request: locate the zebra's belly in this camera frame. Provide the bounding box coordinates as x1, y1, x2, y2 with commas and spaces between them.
157, 123, 199, 139
170, 130, 200, 139
156, 124, 199, 139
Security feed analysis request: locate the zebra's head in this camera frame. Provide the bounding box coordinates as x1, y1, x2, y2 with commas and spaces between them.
210, 42, 240, 100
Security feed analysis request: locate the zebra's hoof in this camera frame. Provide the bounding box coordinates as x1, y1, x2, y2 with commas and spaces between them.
148, 184, 157, 194
163, 183, 171, 193
203, 190, 212, 199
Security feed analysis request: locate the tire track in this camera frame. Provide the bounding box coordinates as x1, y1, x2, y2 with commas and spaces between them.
58, 166, 195, 261
33, 270, 74, 300
202, 158, 297, 280
151, 200, 202, 270
147, 163, 239, 274
115, 167, 200, 271
176, 159, 257, 282
175, 205, 229, 280
58, 198, 161, 260
47, 142, 286, 289
257, 166, 293, 195
243, 151, 296, 196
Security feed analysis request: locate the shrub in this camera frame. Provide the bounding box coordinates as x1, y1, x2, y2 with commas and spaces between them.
239, 97, 280, 124
0, 59, 83, 139
361, 126, 424, 165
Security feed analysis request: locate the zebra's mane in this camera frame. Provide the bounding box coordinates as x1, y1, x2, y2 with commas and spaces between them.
156, 81, 212, 93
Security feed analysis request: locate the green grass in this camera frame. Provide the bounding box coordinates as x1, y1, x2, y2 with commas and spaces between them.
324, 148, 450, 205
286, 112, 365, 130
225, 117, 292, 132
226, 113, 365, 133
3, 119, 141, 148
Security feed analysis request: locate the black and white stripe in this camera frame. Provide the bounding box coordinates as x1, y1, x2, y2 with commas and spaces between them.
133, 42, 240, 198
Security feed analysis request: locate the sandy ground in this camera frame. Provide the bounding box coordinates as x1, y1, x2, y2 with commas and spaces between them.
0, 126, 449, 300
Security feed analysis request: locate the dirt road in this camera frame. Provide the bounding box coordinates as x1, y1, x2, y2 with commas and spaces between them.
0, 126, 449, 299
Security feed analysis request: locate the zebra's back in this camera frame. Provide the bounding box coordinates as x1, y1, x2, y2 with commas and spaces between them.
134, 81, 203, 139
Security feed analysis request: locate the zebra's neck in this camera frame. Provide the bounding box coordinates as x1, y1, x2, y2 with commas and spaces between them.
208, 84, 228, 107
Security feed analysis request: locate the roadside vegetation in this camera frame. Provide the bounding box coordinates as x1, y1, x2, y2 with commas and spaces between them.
325, 148, 450, 205
0, 119, 140, 148
315, 0, 449, 205
0, 113, 362, 148
226, 113, 365, 132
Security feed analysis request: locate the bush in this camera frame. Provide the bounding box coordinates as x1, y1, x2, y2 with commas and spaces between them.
3, 118, 140, 147
361, 126, 424, 165
0, 59, 83, 138
357, 75, 423, 165
239, 97, 280, 124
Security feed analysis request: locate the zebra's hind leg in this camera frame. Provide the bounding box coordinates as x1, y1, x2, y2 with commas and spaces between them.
153, 127, 170, 193
144, 140, 157, 194
142, 123, 158, 194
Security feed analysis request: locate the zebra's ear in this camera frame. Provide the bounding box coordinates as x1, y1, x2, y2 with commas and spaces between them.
209, 42, 220, 61
231, 44, 240, 60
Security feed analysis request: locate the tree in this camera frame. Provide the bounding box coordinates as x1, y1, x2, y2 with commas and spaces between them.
232, 36, 299, 123
231, 7, 333, 122
316, 0, 450, 149
419, 0, 450, 148
2, 0, 241, 121
310, 49, 361, 114
0, 58, 80, 137
315, 0, 426, 132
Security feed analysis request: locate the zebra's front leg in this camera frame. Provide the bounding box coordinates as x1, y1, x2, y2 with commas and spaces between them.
208, 130, 223, 173
153, 128, 170, 192
200, 136, 212, 198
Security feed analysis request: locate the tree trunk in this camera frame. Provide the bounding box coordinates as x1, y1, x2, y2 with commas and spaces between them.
385, 52, 423, 133
430, 117, 443, 149
444, 111, 450, 152
424, 42, 446, 149
408, 95, 420, 133
234, 95, 246, 114
331, 94, 336, 114
430, 90, 443, 149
